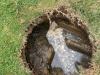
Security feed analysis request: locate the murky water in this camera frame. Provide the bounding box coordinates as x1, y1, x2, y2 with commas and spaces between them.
46, 21, 88, 75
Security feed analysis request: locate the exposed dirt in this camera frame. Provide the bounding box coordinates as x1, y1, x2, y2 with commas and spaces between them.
21, 6, 95, 75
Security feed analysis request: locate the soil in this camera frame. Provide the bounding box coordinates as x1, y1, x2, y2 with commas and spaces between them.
21, 6, 95, 75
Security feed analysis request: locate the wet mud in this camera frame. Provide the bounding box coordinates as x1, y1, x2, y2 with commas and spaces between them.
21, 6, 95, 75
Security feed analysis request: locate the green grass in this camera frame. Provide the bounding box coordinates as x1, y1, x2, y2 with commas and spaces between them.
70, 0, 100, 74
0, 0, 58, 75
70, 0, 100, 64
0, 0, 100, 75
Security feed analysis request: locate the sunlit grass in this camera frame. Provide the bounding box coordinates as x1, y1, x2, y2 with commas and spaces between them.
0, 0, 100, 75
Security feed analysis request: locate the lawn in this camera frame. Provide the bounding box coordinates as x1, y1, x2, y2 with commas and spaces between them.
0, 0, 100, 75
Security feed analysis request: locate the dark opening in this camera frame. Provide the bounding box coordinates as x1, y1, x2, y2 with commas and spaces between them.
21, 7, 95, 75
25, 21, 50, 70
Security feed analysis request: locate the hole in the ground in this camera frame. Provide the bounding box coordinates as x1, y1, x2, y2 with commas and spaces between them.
21, 6, 95, 75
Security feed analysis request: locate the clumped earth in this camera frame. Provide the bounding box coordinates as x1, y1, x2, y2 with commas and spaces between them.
21, 6, 95, 75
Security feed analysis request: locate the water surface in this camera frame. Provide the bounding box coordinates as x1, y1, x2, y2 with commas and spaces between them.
46, 21, 88, 75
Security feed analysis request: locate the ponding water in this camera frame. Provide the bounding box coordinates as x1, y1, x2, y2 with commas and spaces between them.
21, 6, 95, 75
46, 21, 89, 75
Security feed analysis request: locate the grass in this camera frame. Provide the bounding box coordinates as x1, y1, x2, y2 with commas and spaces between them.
0, 0, 100, 75
70, 0, 100, 64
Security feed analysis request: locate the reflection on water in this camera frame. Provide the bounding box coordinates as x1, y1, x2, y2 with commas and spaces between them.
46, 21, 88, 75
